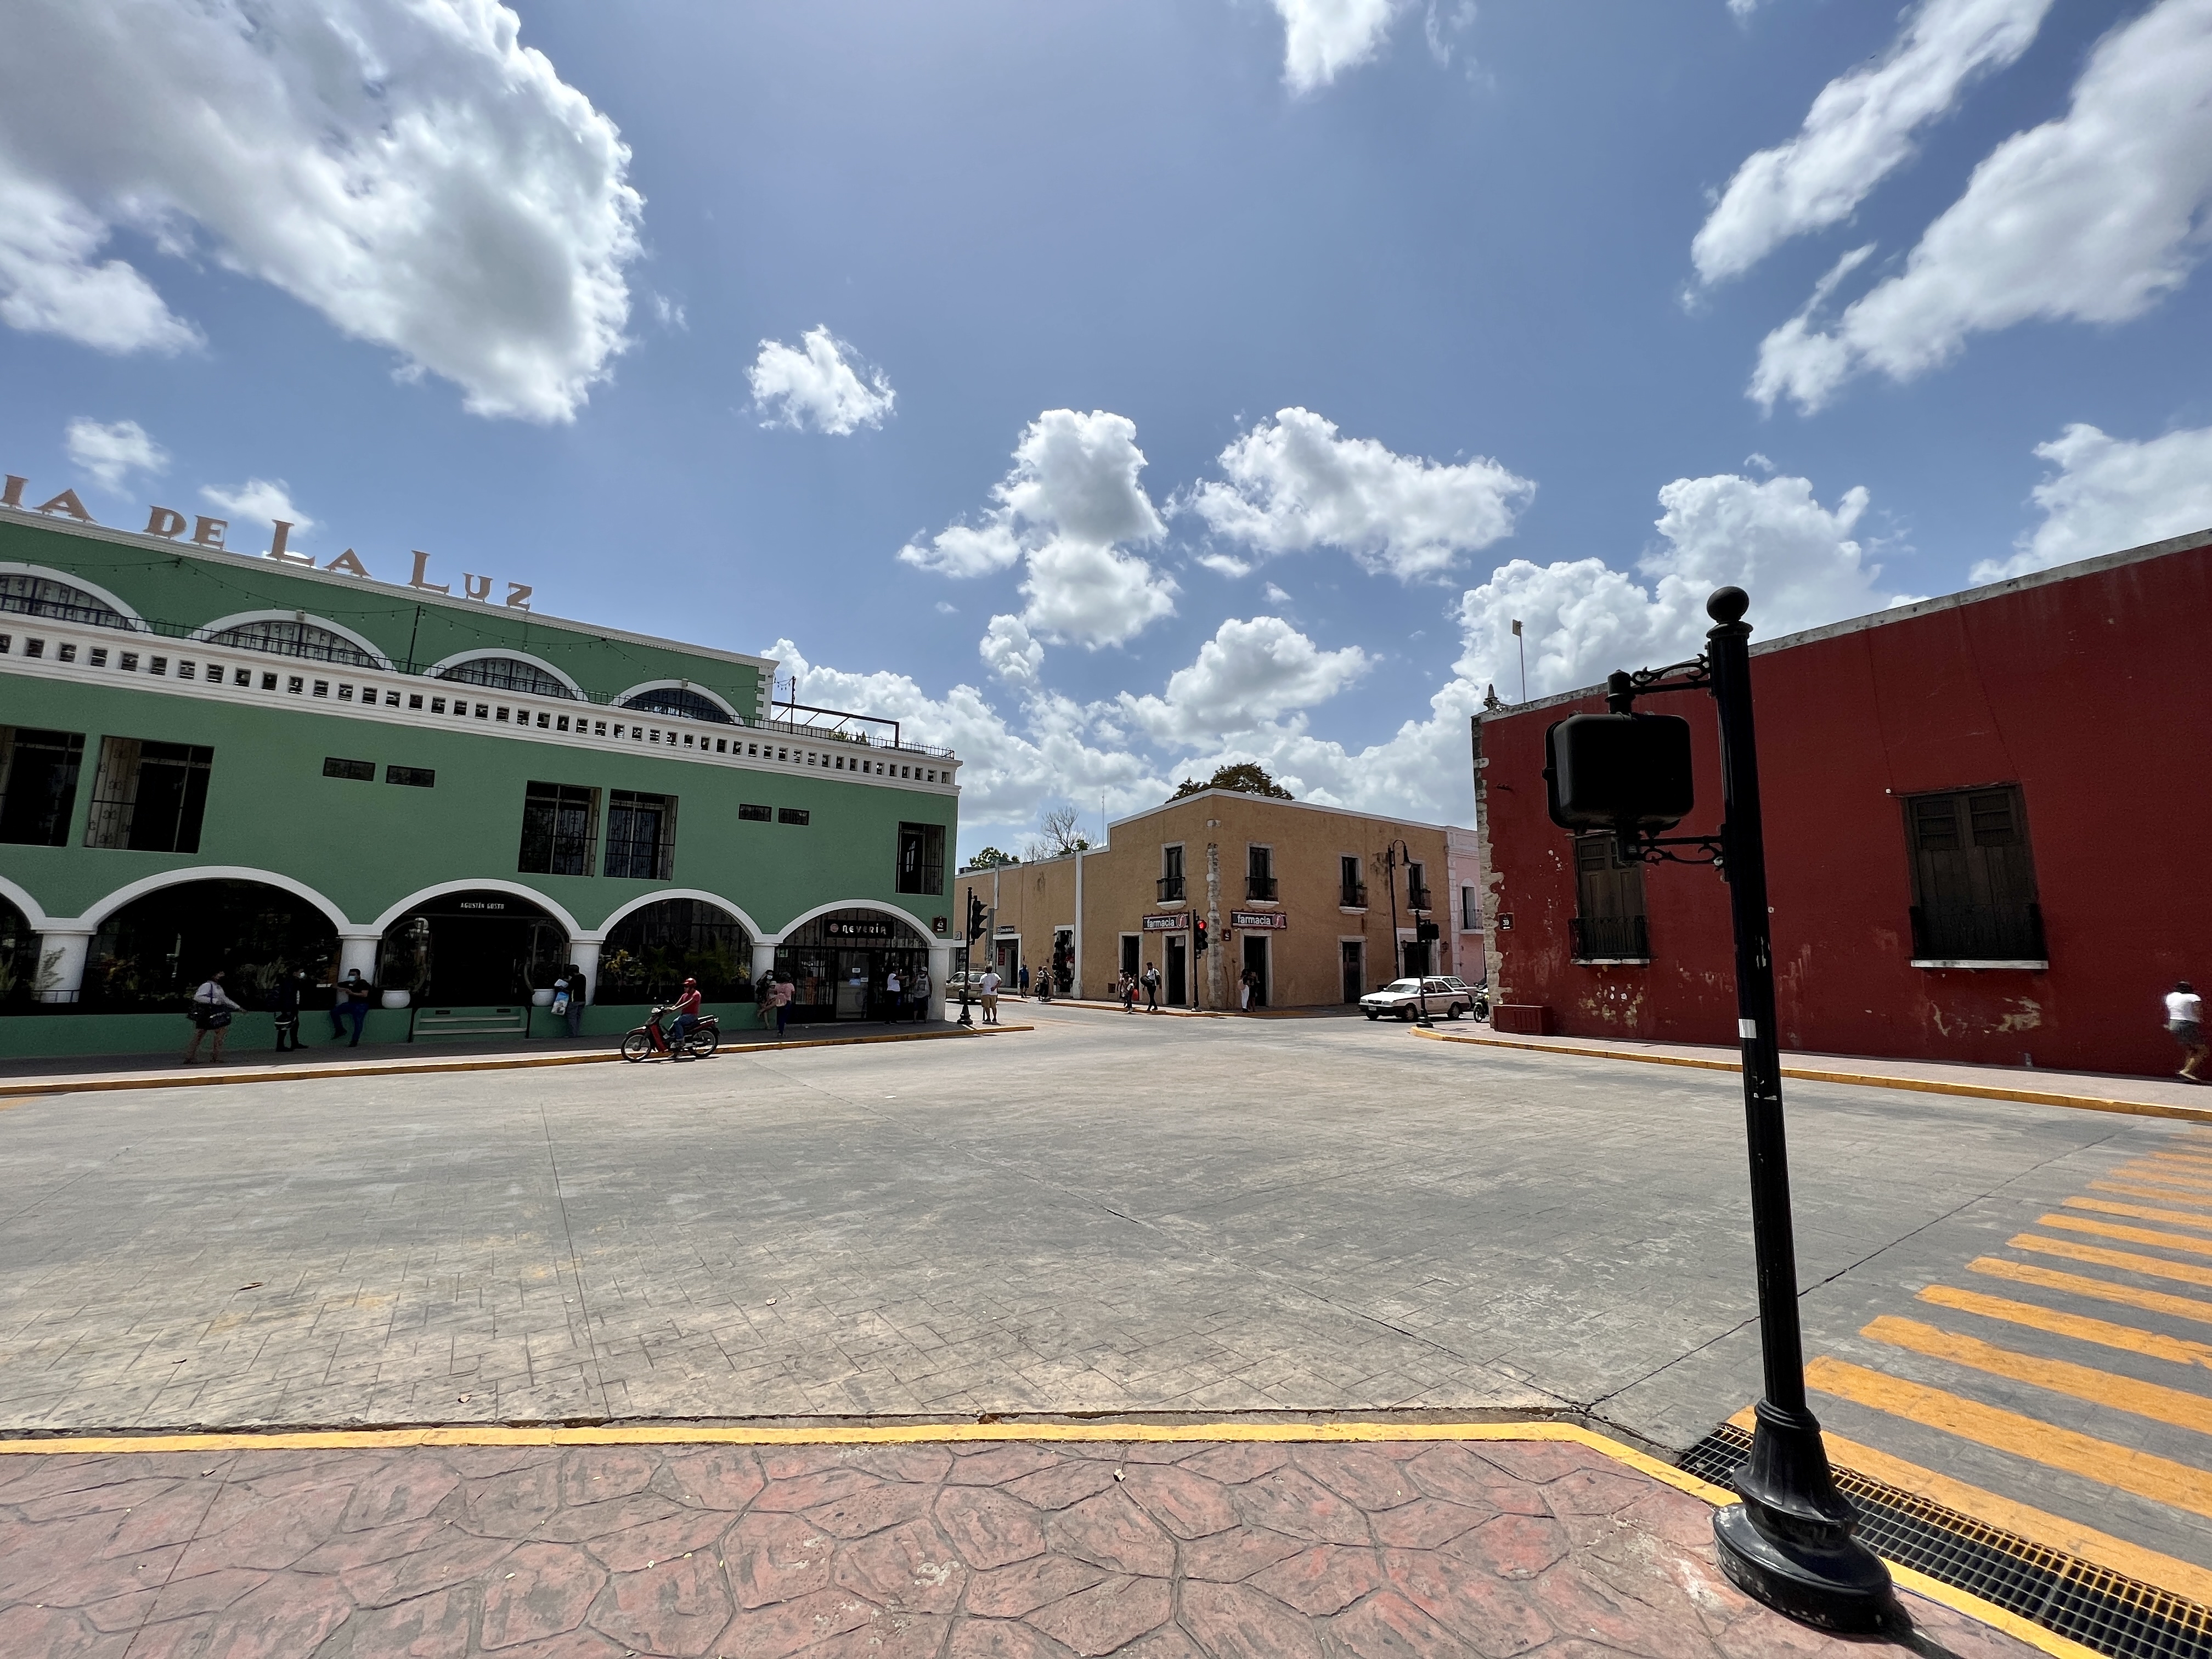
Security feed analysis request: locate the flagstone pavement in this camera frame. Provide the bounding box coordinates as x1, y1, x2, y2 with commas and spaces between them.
0, 1434, 2036, 1658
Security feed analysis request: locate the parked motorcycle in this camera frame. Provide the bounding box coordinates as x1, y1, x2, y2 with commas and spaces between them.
619, 1005, 721, 1063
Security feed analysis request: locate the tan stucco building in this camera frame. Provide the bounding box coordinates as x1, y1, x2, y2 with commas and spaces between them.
956, 791, 1479, 1010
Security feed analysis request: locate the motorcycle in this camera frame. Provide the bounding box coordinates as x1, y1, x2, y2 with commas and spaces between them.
620, 1005, 720, 1063
1470, 980, 1491, 1022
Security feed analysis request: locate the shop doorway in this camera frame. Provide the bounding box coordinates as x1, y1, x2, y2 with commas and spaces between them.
378, 891, 566, 1007
994, 936, 1021, 984
1241, 934, 1269, 1008
1120, 935, 1139, 979
775, 909, 931, 1023
1166, 935, 1187, 1007
1341, 940, 1363, 1003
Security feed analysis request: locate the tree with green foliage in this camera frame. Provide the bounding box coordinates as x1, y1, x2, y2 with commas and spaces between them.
963, 846, 1020, 869
1170, 763, 1292, 802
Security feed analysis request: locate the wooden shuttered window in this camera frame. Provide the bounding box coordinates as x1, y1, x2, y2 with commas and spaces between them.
1904, 785, 2045, 961
1571, 834, 1649, 961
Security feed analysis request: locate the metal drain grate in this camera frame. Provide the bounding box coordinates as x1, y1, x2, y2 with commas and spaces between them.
1679, 1424, 2210, 1659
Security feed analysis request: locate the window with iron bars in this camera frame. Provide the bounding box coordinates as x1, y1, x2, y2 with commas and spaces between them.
605, 789, 678, 881
84, 737, 213, 854
896, 821, 946, 895
1571, 834, 1648, 961
518, 782, 599, 877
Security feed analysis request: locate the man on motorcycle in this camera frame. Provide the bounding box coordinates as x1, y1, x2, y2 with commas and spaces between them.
667, 977, 704, 1058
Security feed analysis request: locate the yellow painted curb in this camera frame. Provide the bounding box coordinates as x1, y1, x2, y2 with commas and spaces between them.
1411, 1026, 2212, 1124
0, 1414, 2087, 1655
0, 1023, 1030, 1101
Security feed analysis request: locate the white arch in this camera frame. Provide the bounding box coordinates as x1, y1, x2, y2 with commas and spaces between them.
192, 609, 396, 670
764, 898, 944, 946
0, 561, 150, 631
72, 865, 352, 933
425, 648, 584, 700
612, 680, 742, 724
588, 887, 764, 944
0, 872, 55, 932
370, 879, 586, 938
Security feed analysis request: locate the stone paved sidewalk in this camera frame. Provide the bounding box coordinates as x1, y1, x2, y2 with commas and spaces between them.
0, 1432, 2042, 1658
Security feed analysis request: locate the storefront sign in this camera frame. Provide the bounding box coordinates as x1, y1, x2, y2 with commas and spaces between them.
1230, 910, 1287, 930
1142, 912, 1188, 931
826, 918, 895, 941
2, 475, 532, 609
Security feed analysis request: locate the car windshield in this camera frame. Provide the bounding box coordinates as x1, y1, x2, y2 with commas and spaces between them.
1381, 979, 1422, 993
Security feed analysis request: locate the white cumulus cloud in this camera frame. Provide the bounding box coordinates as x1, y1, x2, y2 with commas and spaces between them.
1187, 407, 1535, 582
1119, 617, 1370, 744
1274, 0, 1405, 92
900, 410, 1177, 648
979, 614, 1046, 687
64, 417, 166, 489
201, 478, 315, 533
1973, 422, 2212, 583
748, 327, 895, 435
1751, 0, 2212, 413
0, 0, 642, 421
1694, 0, 2052, 285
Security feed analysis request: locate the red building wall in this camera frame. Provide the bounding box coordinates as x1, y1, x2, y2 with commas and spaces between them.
1475, 533, 2212, 1077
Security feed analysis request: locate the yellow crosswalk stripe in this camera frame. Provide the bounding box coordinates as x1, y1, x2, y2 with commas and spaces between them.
1860, 1316, 2212, 1437
1805, 1357, 2212, 1521
2039, 1214, 2212, 1258
1724, 1404, 2212, 1607
2092, 1180, 2212, 1208
1917, 1284, 2212, 1368
1972, 1256, 2212, 1329
2141, 1151, 2212, 1175
2064, 1195, 2212, 1232
2011, 1232, 2212, 1290
2114, 1164, 2212, 1195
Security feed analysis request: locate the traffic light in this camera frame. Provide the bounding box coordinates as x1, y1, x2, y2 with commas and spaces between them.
1543, 712, 1695, 834
1416, 919, 1440, 943
1193, 918, 1207, 954
966, 893, 986, 943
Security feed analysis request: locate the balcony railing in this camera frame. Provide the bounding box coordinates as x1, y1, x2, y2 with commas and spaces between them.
1157, 875, 1187, 902
1909, 902, 2045, 961
1245, 876, 1278, 900
1406, 886, 1432, 912
1570, 914, 1650, 962
1340, 883, 1367, 908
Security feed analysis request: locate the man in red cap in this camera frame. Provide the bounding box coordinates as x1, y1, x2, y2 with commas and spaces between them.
668, 977, 704, 1059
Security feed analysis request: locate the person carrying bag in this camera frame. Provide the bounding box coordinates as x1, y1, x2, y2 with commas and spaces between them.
183, 970, 241, 1064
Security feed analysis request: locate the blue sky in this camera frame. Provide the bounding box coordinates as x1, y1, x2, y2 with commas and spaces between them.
3, 0, 2209, 853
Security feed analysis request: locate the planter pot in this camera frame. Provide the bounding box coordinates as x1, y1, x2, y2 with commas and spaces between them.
531, 989, 556, 1008
380, 990, 411, 1011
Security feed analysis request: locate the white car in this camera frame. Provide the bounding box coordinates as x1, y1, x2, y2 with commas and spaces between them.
1361, 976, 1476, 1020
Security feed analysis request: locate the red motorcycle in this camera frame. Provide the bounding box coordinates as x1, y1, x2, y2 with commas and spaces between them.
619, 1005, 720, 1063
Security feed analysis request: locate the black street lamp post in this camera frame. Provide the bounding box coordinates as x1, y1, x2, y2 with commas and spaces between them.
1382, 839, 1435, 1028
1544, 587, 1892, 1633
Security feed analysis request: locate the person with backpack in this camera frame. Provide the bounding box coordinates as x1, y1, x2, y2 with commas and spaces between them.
183, 970, 241, 1064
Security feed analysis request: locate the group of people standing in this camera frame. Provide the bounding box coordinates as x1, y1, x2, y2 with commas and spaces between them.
182, 966, 380, 1063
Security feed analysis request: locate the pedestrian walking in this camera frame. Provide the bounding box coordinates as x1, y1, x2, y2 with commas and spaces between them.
980, 967, 1001, 1024
1018, 962, 1031, 998
1240, 966, 1258, 1012
270, 969, 307, 1052
910, 965, 932, 1022
561, 962, 586, 1037
772, 974, 794, 1038
884, 964, 902, 1023
2169, 980, 2207, 1082
1119, 971, 1135, 1013
182, 970, 241, 1063
330, 969, 371, 1046
1142, 962, 1161, 1013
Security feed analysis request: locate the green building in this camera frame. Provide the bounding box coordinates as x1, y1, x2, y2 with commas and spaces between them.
0, 494, 961, 1056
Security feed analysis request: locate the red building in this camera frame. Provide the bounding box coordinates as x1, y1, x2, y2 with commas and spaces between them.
1472, 529, 2212, 1078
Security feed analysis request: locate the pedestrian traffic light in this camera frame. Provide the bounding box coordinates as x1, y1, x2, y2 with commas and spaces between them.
1416, 919, 1439, 943
1543, 711, 1695, 834
1193, 918, 1207, 953
965, 893, 986, 943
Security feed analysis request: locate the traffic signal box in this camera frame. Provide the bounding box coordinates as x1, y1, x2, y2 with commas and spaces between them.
1543, 712, 1695, 835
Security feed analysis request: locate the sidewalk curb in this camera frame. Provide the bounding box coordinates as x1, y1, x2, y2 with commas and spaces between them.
0, 1415, 2096, 1659
1410, 1025, 2212, 1124
0, 1022, 1032, 1101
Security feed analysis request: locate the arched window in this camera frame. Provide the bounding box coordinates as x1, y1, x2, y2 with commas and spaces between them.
620, 686, 733, 725
85, 880, 338, 1012
0, 573, 133, 630
435, 657, 578, 698
204, 617, 382, 668
597, 899, 753, 1005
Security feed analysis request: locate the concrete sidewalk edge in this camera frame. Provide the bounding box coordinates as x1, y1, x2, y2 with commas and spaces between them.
0, 1022, 1033, 1101
0, 1414, 2096, 1658
1412, 1025, 2212, 1124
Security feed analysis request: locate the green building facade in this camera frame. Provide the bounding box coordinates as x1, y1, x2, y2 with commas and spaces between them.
0, 500, 961, 1054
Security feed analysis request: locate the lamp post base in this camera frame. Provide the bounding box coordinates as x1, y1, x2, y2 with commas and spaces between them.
1714, 1505, 1893, 1631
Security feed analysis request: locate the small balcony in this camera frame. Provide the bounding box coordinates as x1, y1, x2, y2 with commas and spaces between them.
1340, 883, 1368, 909
1245, 876, 1278, 901
1406, 885, 1432, 913
1157, 875, 1186, 902
1570, 914, 1650, 962
1908, 902, 2046, 963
